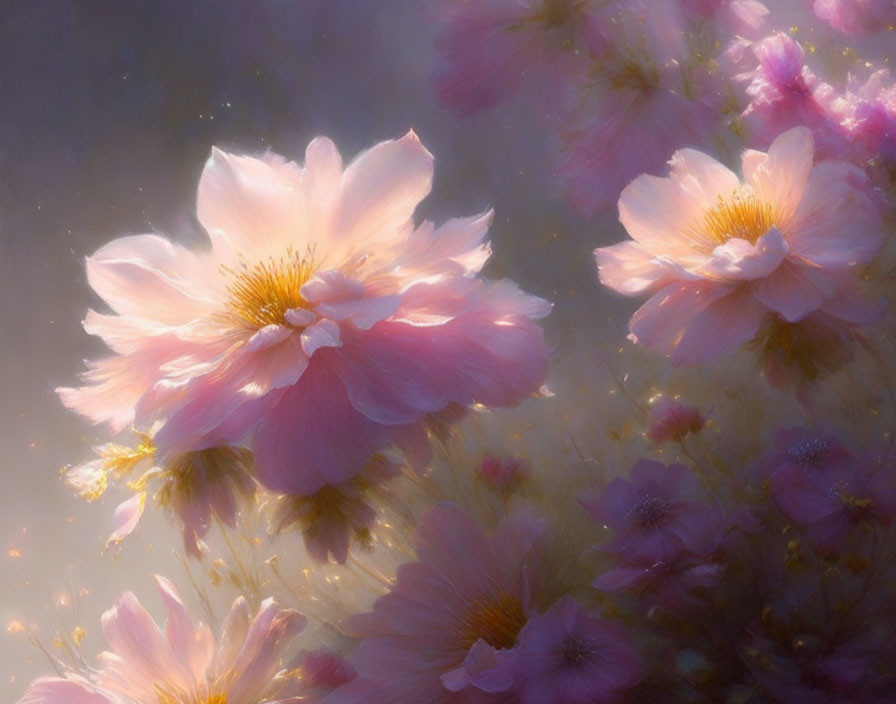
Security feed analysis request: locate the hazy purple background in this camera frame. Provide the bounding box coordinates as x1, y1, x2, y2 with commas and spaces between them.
0, 2, 620, 697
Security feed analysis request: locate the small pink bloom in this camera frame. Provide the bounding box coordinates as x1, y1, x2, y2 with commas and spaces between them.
509, 596, 643, 703
17, 577, 305, 704
813, 0, 896, 36
740, 34, 848, 154
594, 126, 884, 367
478, 453, 530, 494
646, 400, 707, 443
344, 503, 547, 702
582, 459, 722, 564
59, 132, 550, 502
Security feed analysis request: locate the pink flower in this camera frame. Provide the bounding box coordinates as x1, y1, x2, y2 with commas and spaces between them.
678, 0, 769, 33
646, 400, 707, 443
432, 0, 607, 115
344, 503, 547, 702
582, 459, 722, 564
270, 452, 400, 564
508, 596, 643, 703
740, 34, 848, 153
59, 132, 550, 500
594, 126, 884, 366
813, 0, 896, 36
838, 70, 896, 188
66, 437, 256, 557
17, 576, 306, 704
557, 56, 714, 215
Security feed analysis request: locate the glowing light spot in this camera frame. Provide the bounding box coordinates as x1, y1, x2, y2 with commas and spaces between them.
8, 548, 21, 558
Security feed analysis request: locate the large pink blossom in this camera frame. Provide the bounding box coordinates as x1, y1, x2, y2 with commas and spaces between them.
594, 126, 884, 366
344, 503, 547, 702
17, 577, 305, 704
59, 132, 551, 500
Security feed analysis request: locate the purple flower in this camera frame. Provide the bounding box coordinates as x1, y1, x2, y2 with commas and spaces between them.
769, 449, 896, 553
509, 596, 643, 704
582, 459, 722, 564
593, 556, 724, 611
749, 426, 856, 487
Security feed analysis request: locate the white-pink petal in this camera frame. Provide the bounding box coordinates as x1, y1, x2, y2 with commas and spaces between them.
330, 130, 433, 253
300, 319, 342, 357
700, 227, 788, 281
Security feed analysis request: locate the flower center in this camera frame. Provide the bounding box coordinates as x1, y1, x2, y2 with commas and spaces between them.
628, 496, 671, 528
700, 193, 776, 245
459, 593, 527, 651
223, 246, 315, 329
788, 438, 829, 468
155, 447, 254, 505
557, 635, 591, 667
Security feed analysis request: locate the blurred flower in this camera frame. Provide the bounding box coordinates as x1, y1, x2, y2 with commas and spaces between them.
582, 459, 721, 564
748, 426, 856, 486
67, 434, 255, 557
813, 0, 896, 36
646, 400, 707, 443
557, 51, 714, 216
269, 452, 400, 564
344, 503, 546, 701
17, 576, 305, 704
594, 555, 724, 610
678, 0, 769, 32
433, 0, 608, 115
740, 34, 847, 153
59, 132, 551, 502
749, 311, 866, 403
508, 596, 643, 703
595, 126, 884, 366
838, 69, 896, 189
744, 630, 892, 702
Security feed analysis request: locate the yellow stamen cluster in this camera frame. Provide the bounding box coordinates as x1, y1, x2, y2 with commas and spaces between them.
700, 193, 776, 245
154, 684, 227, 704
223, 246, 316, 329
459, 593, 527, 650
155, 447, 253, 506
